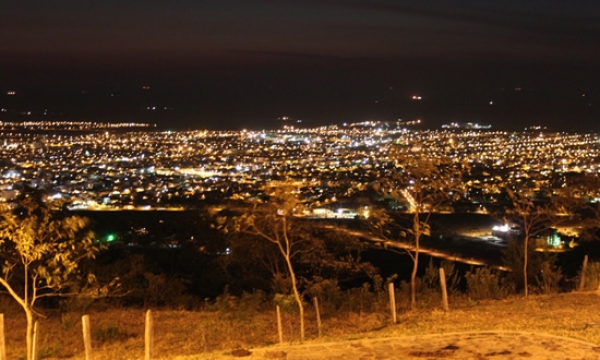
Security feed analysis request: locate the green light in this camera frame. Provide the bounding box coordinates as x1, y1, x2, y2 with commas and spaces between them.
106, 234, 116, 242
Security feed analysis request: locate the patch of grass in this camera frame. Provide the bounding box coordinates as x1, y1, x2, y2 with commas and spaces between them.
60, 312, 78, 331
4, 291, 600, 359
93, 325, 125, 344
37, 342, 61, 360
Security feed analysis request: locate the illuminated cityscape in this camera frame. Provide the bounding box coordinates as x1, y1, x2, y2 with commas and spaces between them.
1, 121, 598, 215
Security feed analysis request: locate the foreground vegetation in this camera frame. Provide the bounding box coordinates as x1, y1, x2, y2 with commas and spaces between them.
3, 182, 600, 359
3, 289, 600, 359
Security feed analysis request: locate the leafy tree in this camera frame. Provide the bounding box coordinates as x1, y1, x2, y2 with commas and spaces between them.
216, 185, 310, 341
220, 223, 375, 297
502, 236, 560, 295
0, 199, 103, 360
215, 184, 375, 340
369, 156, 458, 311
504, 189, 576, 297
294, 225, 376, 287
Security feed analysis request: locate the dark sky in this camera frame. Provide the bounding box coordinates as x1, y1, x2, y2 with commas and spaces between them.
1, 0, 599, 130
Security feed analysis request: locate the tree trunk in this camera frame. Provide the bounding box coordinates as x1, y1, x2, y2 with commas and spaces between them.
523, 236, 529, 298
279, 216, 304, 342
410, 249, 419, 311
287, 258, 305, 341
26, 309, 33, 360
410, 208, 422, 312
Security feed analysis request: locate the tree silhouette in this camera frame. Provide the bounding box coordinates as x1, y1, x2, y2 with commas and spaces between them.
369, 155, 457, 311
215, 181, 376, 340
504, 189, 577, 297
216, 184, 311, 341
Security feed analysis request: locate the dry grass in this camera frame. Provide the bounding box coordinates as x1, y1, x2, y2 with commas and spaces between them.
3, 291, 600, 359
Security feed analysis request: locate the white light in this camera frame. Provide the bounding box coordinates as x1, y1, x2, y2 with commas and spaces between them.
493, 225, 510, 232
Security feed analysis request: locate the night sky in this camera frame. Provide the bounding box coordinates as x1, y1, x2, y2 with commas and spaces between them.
1, 0, 599, 131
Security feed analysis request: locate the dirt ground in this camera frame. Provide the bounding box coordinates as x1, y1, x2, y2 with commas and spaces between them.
198, 331, 600, 360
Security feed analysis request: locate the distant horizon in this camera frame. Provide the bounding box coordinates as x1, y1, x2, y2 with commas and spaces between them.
0, 116, 597, 134
2, 1, 599, 132
1, 59, 598, 134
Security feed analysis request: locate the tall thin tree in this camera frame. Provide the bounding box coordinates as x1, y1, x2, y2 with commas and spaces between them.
216, 185, 311, 341
504, 189, 572, 297
370, 156, 457, 311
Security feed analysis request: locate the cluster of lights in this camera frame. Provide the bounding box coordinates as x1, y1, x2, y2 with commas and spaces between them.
0, 125, 599, 220
0, 121, 156, 130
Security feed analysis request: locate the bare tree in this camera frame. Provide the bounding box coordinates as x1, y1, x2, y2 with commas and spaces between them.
0, 198, 104, 360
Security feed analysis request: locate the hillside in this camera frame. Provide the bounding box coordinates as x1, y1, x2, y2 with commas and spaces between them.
3, 291, 600, 359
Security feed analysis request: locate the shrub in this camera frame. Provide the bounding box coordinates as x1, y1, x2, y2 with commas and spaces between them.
37, 335, 61, 360
343, 275, 389, 314
238, 290, 268, 313
273, 293, 298, 313
343, 283, 374, 313
422, 259, 460, 294
441, 261, 461, 294
143, 272, 186, 307
304, 277, 343, 314
465, 267, 513, 300
60, 312, 78, 331
422, 259, 438, 289
93, 325, 124, 344
579, 261, 600, 290
207, 286, 239, 312
59, 296, 97, 315
536, 261, 562, 294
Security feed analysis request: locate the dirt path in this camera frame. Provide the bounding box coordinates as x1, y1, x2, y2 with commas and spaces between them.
200, 331, 600, 360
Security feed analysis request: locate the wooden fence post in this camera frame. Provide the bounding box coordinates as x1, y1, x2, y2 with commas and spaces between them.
313, 297, 322, 338
388, 282, 397, 324
439, 267, 449, 312
276, 305, 283, 344
579, 255, 589, 291
0, 314, 6, 360
32, 321, 38, 360
82, 315, 93, 360
145, 310, 154, 360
